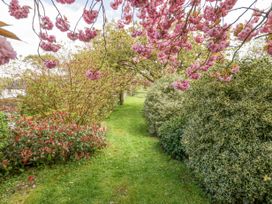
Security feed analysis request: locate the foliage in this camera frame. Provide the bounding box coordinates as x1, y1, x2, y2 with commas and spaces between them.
181, 58, 272, 203
20, 50, 134, 124
0, 112, 106, 175
91, 24, 168, 82
144, 75, 184, 135
0, 112, 9, 151
0, 93, 209, 204
158, 116, 186, 160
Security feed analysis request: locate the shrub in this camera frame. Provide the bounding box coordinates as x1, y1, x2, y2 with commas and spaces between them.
0, 112, 106, 175
20, 51, 134, 124
181, 58, 272, 203
0, 112, 9, 150
158, 116, 186, 160
144, 75, 184, 135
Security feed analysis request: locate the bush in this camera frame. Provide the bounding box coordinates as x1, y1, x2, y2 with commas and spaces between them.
20, 51, 134, 124
144, 75, 184, 135
158, 116, 186, 160
181, 58, 272, 203
0, 112, 9, 150
0, 112, 106, 175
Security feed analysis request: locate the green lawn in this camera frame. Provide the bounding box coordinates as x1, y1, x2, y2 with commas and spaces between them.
0, 92, 209, 204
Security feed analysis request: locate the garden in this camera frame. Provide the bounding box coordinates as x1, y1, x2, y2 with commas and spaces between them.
0, 0, 272, 203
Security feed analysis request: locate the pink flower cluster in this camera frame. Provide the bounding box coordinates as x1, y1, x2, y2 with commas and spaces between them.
85, 69, 102, 80
266, 40, 272, 56
213, 64, 240, 82
5, 0, 272, 77
131, 29, 143, 37
261, 12, 272, 34
39, 30, 59, 53
40, 32, 56, 43
129, 0, 148, 8
83, 9, 99, 24
261, 12, 272, 56
132, 43, 151, 58
172, 80, 190, 91
234, 16, 260, 42
195, 35, 204, 43
0, 37, 17, 65
216, 73, 233, 82
41, 16, 54, 30
78, 28, 97, 42
110, 0, 123, 10
56, 17, 70, 32
67, 32, 78, 41
56, 0, 75, 4
44, 60, 58, 69
186, 62, 202, 80
9, 0, 30, 19
40, 41, 61, 52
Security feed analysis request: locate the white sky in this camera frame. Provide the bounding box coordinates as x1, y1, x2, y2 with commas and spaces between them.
0, 0, 271, 57
0, 0, 120, 57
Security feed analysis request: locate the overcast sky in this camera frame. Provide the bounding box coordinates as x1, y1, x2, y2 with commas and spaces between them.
0, 0, 270, 57
0, 0, 120, 57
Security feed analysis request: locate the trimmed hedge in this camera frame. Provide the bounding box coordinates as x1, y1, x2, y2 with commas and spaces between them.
181, 58, 272, 203
158, 116, 186, 160
144, 75, 184, 136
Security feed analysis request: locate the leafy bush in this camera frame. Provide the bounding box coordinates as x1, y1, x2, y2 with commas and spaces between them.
0, 112, 106, 175
181, 58, 272, 203
144, 75, 184, 135
158, 116, 186, 160
0, 112, 9, 150
20, 51, 134, 124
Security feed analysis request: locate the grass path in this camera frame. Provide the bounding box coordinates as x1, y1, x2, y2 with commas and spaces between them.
1, 92, 209, 204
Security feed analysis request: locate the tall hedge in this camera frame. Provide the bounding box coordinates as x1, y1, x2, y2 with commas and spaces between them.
143, 75, 184, 136
181, 58, 272, 203
158, 116, 186, 160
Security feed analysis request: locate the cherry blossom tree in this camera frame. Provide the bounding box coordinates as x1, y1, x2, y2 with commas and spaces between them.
1, 0, 272, 89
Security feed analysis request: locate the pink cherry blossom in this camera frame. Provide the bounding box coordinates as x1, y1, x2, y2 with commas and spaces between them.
266, 40, 272, 56
55, 17, 70, 32
110, 0, 123, 10
83, 9, 99, 24
39, 32, 56, 43
0, 37, 17, 65
131, 29, 143, 38
172, 80, 190, 91
9, 0, 30, 19
44, 60, 58, 69
85, 69, 102, 80
56, 0, 75, 4
67, 32, 78, 41
78, 28, 97, 42
40, 41, 61, 52
41, 16, 54, 30
231, 65, 240, 74
195, 35, 204, 43
3, 0, 272, 85
132, 43, 151, 58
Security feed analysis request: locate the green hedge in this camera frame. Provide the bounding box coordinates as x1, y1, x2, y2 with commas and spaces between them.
144, 75, 184, 136
158, 116, 186, 160
181, 58, 272, 203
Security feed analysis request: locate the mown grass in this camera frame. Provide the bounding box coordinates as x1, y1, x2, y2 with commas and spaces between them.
0, 92, 209, 204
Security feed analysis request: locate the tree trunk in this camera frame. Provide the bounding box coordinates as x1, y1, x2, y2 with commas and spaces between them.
119, 90, 125, 105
